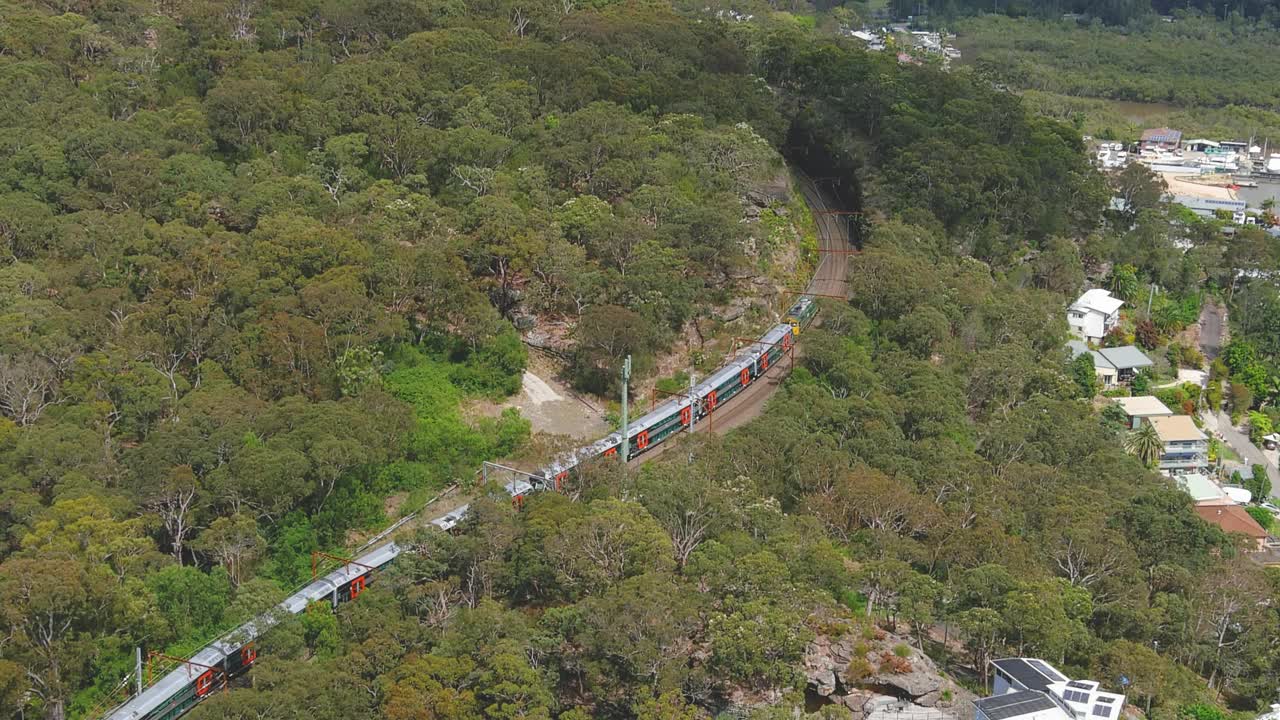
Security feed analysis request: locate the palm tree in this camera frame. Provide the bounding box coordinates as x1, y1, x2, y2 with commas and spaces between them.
1125, 422, 1164, 467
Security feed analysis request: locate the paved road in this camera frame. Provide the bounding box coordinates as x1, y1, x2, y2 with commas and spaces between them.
1200, 298, 1226, 360
1201, 411, 1280, 495
1194, 300, 1280, 497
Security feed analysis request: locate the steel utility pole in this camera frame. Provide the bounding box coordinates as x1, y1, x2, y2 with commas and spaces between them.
688, 373, 697, 435
620, 356, 631, 463
135, 647, 143, 696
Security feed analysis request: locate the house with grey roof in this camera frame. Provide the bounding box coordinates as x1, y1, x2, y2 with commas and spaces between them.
1067, 341, 1153, 389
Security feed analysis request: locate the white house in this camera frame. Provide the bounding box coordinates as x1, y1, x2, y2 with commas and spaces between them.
981, 658, 1126, 720
1068, 289, 1124, 342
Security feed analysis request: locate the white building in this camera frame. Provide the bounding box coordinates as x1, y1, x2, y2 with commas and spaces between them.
981, 659, 1126, 720
1068, 289, 1123, 343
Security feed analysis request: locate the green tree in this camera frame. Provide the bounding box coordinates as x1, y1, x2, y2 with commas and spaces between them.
1070, 352, 1098, 398
1108, 263, 1140, 302
1248, 464, 1271, 500
1125, 422, 1164, 467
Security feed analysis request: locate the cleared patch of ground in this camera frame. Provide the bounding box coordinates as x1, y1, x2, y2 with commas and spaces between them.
471, 352, 609, 440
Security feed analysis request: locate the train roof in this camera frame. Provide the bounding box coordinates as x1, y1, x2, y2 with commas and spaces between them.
104, 310, 806, 720
504, 479, 534, 496
105, 541, 404, 720
430, 504, 470, 531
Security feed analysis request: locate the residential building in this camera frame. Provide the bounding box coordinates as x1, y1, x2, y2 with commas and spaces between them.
1067, 341, 1115, 387
1171, 195, 1248, 219
1067, 342, 1153, 389
1112, 396, 1173, 429
975, 692, 1071, 720
1194, 504, 1269, 551
1140, 127, 1182, 150
984, 659, 1125, 720
1177, 472, 1233, 504
1095, 345, 1153, 385
1149, 415, 1209, 475
1067, 289, 1123, 342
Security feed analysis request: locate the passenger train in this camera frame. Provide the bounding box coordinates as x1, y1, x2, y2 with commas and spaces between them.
103, 294, 819, 720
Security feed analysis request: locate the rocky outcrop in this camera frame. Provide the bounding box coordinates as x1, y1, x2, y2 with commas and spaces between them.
803, 623, 977, 720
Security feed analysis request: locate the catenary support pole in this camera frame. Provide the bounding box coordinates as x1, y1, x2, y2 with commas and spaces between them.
620, 355, 631, 463
688, 372, 696, 435
135, 647, 143, 696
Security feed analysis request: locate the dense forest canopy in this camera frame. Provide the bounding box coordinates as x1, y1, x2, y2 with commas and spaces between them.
3, 0, 1280, 719
890, 0, 1280, 27
956, 15, 1280, 111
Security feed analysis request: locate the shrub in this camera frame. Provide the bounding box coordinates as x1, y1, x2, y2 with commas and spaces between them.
893, 643, 912, 658
1178, 703, 1227, 720
1246, 506, 1274, 531
877, 650, 912, 673
846, 657, 874, 683
1134, 319, 1160, 350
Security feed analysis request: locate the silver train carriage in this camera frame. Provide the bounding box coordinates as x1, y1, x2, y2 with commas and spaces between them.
101, 295, 821, 720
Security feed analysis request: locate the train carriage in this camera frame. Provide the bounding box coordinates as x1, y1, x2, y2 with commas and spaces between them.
102, 295, 822, 720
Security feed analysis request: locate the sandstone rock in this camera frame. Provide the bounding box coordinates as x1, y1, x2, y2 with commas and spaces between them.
866, 644, 943, 698
716, 297, 754, 323
916, 689, 943, 708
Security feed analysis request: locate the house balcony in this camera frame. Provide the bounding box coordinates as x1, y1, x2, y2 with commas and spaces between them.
1159, 454, 1208, 470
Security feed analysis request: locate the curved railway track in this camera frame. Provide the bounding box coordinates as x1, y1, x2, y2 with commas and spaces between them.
100, 172, 854, 720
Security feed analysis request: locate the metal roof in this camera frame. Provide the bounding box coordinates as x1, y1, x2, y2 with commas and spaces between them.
1096, 345, 1152, 370
1071, 289, 1124, 316
1177, 473, 1230, 503
1112, 396, 1172, 417
1140, 127, 1182, 143
992, 658, 1059, 692
975, 691, 1063, 720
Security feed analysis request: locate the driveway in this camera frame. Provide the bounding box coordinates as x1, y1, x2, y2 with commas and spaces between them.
1200, 298, 1226, 360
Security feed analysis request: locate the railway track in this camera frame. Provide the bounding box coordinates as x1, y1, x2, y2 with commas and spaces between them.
99, 171, 854, 720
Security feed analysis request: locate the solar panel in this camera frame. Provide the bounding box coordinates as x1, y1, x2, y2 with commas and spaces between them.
1097, 697, 1116, 704
977, 691, 1059, 720
992, 659, 1054, 692
1093, 705, 1113, 717
1067, 681, 1091, 689
1028, 659, 1065, 681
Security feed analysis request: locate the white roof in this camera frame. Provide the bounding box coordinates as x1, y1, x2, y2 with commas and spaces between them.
1113, 396, 1173, 417
1178, 473, 1230, 503
1071, 288, 1124, 316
